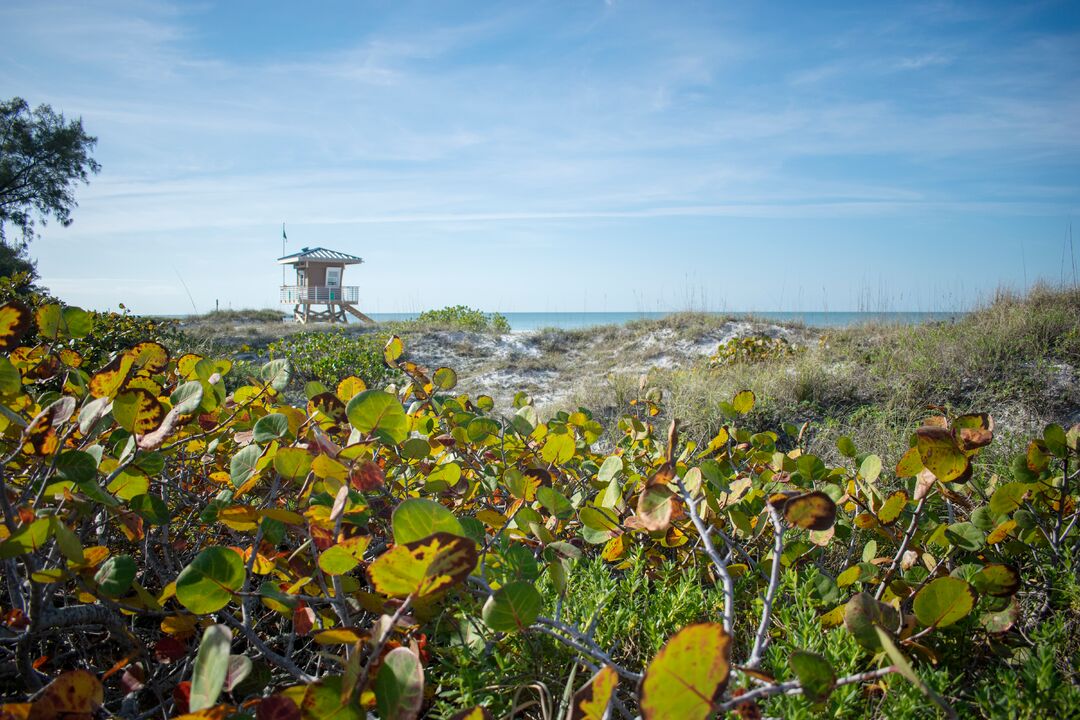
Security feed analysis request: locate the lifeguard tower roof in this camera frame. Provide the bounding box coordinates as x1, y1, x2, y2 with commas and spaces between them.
277, 247, 363, 265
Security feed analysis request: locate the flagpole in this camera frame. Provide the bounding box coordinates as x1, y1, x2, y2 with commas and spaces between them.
281, 222, 287, 289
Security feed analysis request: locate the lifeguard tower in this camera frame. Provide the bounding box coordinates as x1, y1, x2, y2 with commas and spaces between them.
278, 246, 375, 324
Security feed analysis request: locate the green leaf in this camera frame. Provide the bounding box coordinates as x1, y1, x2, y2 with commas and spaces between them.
36, 304, 92, 340
466, 417, 501, 443
536, 486, 574, 519
190, 624, 231, 712
130, 494, 170, 525
915, 427, 968, 482
367, 532, 477, 599
317, 537, 371, 576
230, 444, 262, 488
260, 358, 291, 392
273, 447, 313, 481
106, 469, 149, 501
0, 518, 52, 559
789, 650, 835, 704
0, 357, 21, 395
913, 577, 976, 629
392, 498, 465, 544
837, 436, 857, 458
1044, 424, 1068, 458
944, 522, 983, 552
50, 518, 84, 563
482, 580, 543, 632
433, 367, 458, 391
374, 647, 424, 720
541, 433, 575, 464
176, 547, 246, 614
972, 564, 1020, 597
55, 450, 97, 483
301, 676, 362, 720
989, 482, 1029, 515
859, 454, 883, 483
640, 623, 731, 720
347, 390, 409, 445
170, 381, 204, 415
843, 592, 900, 650
253, 413, 290, 443
94, 554, 136, 597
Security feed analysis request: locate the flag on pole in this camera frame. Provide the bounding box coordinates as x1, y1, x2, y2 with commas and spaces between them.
282, 223, 287, 242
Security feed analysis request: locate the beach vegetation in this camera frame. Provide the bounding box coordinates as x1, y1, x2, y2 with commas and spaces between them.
0, 297, 1077, 719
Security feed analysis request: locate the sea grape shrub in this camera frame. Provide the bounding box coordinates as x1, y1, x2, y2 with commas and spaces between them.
709, 334, 800, 367
0, 300, 1077, 720
266, 329, 400, 389
412, 305, 510, 333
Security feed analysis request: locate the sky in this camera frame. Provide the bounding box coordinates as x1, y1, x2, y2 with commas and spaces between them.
1, 0, 1078, 314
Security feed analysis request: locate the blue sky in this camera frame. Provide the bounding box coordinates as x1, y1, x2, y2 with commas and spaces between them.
1, 0, 1078, 314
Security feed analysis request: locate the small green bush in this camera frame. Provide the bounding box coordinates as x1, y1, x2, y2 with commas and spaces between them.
411, 305, 510, 333
266, 329, 399, 388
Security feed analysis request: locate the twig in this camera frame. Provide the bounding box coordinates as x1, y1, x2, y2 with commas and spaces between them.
876, 496, 926, 600
745, 504, 784, 669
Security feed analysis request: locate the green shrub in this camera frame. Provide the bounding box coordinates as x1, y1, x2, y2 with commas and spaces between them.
266, 329, 399, 388
411, 305, 510, 333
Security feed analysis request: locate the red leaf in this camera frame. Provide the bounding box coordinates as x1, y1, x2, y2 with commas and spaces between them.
293, 604, 315, 636
350, 460, 385, 491
121, 667, 145, 694
173, 681, 191, 715
257, 695, 301, 720
154, 637, 187, 663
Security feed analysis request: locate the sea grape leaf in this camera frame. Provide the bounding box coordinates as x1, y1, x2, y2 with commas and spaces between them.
433, 367, 458, 391
788, 650, 835, 704
859, 454, 883, 483
346, 390, 409, 445
944, 522, 983, 551
915, 427, 968, 482
367, 532, 477, 599
878, 490, 908, 525
190, 624, 231, 712
783, 491, 837, 531
253, 413, 290, 443
273, 447, 313, 481
176, 547, 246, 614
482, 580, 543, 632
317, 537, 371, 576
230, 444, 262, 488
972, 564, 1020, 597
300, 676, 362, 720
392, 498, 465, 544
25, 670, 103, 718
837, 436, 857, 458
843, 592, 901, 650
260, 359, 291, 392
56, 449, 98, 483
913, 577, 976, 629
541, 432, 575, 464
732, 390, 755, 414
640, 623, 730, 720
94, 554, 136, 597
374, 647, 424, 720
0, 300, 32, 350
569, 665, 618, 720
989, 482, 1029, 515
635, 484, 676, 532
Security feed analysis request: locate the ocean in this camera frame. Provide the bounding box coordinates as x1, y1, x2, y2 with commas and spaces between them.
365, 311, 964, 332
